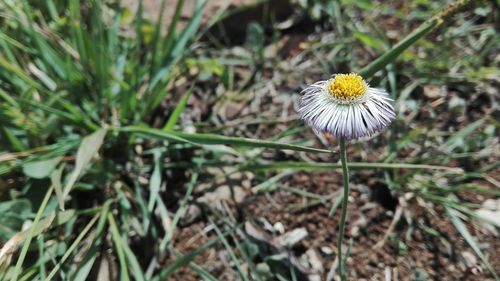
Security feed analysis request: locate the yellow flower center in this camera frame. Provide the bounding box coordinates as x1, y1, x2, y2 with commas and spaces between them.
327, 73, 367, 101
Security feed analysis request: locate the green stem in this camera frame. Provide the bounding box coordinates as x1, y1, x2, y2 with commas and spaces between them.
338, 138, 350, 281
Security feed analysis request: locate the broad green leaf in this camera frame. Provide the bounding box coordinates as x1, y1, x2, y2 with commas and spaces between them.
22, 157, 62, 179
0, 200, 31, 241
62, 128, 107, 201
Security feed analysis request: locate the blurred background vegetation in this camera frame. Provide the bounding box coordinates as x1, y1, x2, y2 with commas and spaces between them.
0, 0, 498, 280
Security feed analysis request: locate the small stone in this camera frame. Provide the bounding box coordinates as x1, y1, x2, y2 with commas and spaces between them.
233, 186, 247, 203
180, 204, 201, 225
461, 251, 477, 268
423, 85, 442, 99
320, 246, 334, 255
273, 222, 285, 234
275, 227, 308, 248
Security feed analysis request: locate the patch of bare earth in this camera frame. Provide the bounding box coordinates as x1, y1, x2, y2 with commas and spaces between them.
165, 166, 499, 280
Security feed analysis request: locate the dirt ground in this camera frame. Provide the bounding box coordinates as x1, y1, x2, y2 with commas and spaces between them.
122, 0, 256, 26
165, 170, 499, 280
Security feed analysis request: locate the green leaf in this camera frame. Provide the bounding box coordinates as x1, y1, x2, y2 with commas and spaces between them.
51, 163, 65, 210
122, 126, 331, 153
246, 22, 265, 52
22, 157, 62, 179
0, 200, 31, 241
147, 150, 163, 212
62, 128, 107, 202
211, 223, 250, 281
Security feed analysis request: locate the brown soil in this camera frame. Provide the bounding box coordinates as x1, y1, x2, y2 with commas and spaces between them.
165, 168, 499, 280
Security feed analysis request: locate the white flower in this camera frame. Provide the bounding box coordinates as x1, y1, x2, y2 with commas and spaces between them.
298, 73, 395, 140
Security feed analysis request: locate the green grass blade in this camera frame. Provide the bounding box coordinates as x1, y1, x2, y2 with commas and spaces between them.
159, 173, 198, 250
148, 0, 169, 79
358, 19, 437, 79
163, 248, 219, 280
189, 262, 218, 281
446, 206, 499, 280
17, 97, 77, 123
0, 55, 43, 90
120, 244, 147, 281
10, 186, 54, 281
0, 32, 31, 53
241, 161, 463, 173
168, 0, 206, 60
68, 0, 87, 63
1, 127, 27, 151
151, 238, 220, 281
359, 0, 480, 79
440, 118, 485, 153
70, 201, 111, 281
121, 126, 331, 153
149, 0, 205, 90
44, 214, 100, 281
147, 149, 163, 212
0, 88, 18, 106
163, 87, 194, 131
161, 0, 186, 58
131, 0, 144, 95
107, 214, 131, 281
211, 222, 250, 281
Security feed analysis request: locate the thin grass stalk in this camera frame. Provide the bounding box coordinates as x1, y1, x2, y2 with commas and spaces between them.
11, 186, 54, 281
44, 214, 100, 281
